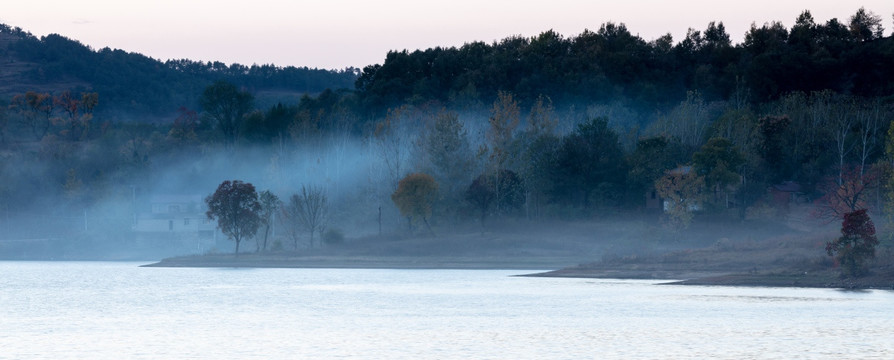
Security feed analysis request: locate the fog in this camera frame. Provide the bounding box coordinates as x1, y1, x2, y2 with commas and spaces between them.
0, 92, 858, 272
0, 103, 583, 260
1, 133, 385, 259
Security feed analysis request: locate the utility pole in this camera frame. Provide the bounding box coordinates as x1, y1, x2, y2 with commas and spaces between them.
131, 185, 137, 228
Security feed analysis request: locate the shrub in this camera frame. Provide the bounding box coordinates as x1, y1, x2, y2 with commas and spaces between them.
323, 228, 345, 245
271, 240, 284, 252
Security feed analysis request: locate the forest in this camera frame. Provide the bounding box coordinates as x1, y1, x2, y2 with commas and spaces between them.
1, 8, 894, 260
0, 23, 359, 117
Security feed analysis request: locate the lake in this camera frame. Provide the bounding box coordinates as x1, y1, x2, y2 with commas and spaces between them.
1, 262, 892, 359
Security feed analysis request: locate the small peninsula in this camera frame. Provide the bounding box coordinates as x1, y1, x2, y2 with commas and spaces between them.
145, 216, 894, 290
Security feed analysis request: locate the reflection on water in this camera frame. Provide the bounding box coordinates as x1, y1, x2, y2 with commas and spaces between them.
1, 262, 892, 359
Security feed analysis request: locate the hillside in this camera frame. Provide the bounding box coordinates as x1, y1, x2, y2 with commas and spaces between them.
0, 24, 358, 118
0, 31, 90, 95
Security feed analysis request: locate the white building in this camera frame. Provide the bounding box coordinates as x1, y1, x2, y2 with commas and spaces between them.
134, 195, 218, 251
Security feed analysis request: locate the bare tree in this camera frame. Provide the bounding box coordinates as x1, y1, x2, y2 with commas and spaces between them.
647, 91, 712, 148
283, 185, 328, 249
812, 166, 877, 223
370, 105, 421, 230
373, 106, 417, 188
830, 98, 856, 185
517, 95, 558, 218
485, 91, 520, 174
256, 190, 281, 252
0, 103, 7, 145
483, 91, 520, 215
855, 99, 884, 178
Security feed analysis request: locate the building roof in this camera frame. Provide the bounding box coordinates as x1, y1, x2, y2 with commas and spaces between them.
150, 194, 203, 204
771, 181, 802, 193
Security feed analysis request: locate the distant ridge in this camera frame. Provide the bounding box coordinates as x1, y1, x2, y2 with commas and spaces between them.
0, 23, 359, 119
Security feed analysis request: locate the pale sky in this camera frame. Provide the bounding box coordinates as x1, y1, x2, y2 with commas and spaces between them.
3, 1, 893, 70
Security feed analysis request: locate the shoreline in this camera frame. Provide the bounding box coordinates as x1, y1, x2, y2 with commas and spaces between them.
141, 254, 586, 271
526, 265, 894, 290
143, 253, 894, 290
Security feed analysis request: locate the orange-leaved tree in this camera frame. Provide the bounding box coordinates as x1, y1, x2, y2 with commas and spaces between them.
391, 173, 438, 236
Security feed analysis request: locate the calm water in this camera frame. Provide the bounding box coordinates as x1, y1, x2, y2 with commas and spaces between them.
1, 262, 892, 359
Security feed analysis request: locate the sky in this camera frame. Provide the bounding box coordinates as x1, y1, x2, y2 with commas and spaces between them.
3, 1, 893, 70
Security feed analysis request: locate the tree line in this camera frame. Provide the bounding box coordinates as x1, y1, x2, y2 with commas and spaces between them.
1, 9, 894, 271
355, 8, 894, 113
206, 179, 337, 254
198, 86, 889, 277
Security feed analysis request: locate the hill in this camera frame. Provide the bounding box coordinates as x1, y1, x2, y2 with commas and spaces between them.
0, 30, 90, 95
0, 23, 358, 119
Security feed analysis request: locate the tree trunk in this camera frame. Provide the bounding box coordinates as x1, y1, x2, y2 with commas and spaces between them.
423, 217, 435, 237
262, 225, 270, 252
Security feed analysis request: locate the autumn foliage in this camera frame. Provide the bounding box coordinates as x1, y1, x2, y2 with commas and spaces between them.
826, 209, 879, 277
655, 169, 705, 231
392, 173, 438, 234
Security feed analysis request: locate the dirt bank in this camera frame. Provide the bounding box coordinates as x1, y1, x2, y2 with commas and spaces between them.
143, 215, 894, 290
528, 234, 894, 289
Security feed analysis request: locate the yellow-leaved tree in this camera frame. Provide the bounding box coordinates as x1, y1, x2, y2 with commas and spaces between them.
655, 168, 705, 232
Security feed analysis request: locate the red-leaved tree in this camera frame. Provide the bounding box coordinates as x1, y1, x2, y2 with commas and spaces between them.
812, 165, 877, 223
826, 209, 879, 277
